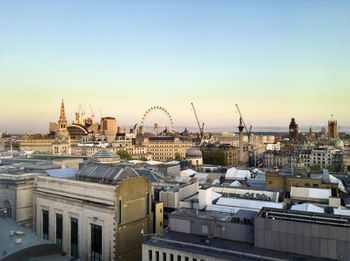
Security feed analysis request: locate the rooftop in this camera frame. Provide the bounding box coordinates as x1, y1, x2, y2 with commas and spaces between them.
145, 230, 322, 261
0, 218, 67, 261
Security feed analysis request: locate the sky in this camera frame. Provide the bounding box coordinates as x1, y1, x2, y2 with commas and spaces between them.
0, 0, 349, 133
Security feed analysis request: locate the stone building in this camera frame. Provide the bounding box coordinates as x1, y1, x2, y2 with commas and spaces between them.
0, 172, 39, 228
142, 136, 192, 162
34, 166, 153, 261
185, 147, 203, 166
289, 118, 300, 140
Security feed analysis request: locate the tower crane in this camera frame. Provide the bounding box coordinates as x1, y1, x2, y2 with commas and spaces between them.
235, 104, 252, 144
191, 102, 205, 139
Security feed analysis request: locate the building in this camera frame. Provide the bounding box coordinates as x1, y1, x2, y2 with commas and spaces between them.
328, 119, 338, 139
265, 171, 345, 198
34, 165, 153, 261
289, 118, 300, 140
0, 217, 69, 261
219, 144, 239, 166
0, 172, 39, 228
142, 207, 322, 261
100, 117, 117, 143
310, 147, 335, 169
255, 207, 350, 260
142, 136, 192, 162
185, 147, 203, 166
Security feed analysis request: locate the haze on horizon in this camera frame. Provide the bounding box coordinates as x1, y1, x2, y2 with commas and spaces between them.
0, 0, 349, 134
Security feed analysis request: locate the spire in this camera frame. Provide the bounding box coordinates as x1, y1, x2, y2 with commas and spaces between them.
58, 99, 67, 130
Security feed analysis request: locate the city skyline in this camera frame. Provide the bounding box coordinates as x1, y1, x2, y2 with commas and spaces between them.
1, 1, 350, 133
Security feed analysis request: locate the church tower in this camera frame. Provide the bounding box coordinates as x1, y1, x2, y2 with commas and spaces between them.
58, 99, 67, 131
53, 99, 71, 155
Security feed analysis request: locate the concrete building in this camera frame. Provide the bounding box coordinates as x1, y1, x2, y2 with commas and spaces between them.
255, 207, 350, 260
142, 207, 321, 261
34, 166, 153, 261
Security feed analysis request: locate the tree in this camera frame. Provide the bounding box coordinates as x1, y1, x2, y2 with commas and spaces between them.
174, 152, 182, 161
139, 156, 148, 161
202, 149, 226, 166
117, 150, 132, 160
310, 165, 320, 171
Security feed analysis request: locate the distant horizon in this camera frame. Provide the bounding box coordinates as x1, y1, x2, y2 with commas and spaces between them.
3, 124, 350, 136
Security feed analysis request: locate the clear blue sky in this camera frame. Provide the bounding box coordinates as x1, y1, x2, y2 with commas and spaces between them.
0, 0, 349, 133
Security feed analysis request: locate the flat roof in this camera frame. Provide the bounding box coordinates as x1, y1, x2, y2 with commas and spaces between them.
144, 231, 323, 261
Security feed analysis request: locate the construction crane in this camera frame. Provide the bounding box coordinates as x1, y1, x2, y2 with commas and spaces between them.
191, 102, 205, 139
89, 104, 95, 119
235, 104, 252, 144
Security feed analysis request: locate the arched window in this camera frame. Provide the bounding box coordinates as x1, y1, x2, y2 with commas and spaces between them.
3, 200, 12, 218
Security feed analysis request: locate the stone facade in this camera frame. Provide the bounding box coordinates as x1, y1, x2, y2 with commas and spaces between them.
0, 173, 39, 227
34, 175, 153, 261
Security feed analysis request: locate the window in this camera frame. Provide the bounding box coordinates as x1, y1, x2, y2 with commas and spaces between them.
71, 217, 78, 258
163, 252, 167, 261
117, 200, 121, 224
185, 257, 189, 261
56, 213, 63, 248
156, 251, 159, 261
170, 254, 174, 261
91, 224, 102, 261
42, 210, 49, 240
145, 193, 149, 215
149, 250, 153, 261
177, 255, 181, 261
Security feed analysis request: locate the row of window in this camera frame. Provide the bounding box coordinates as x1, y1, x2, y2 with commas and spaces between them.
148, 249, 205, 261
42, 210, 102, 261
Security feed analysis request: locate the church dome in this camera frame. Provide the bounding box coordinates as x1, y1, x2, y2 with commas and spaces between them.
185, 147, 202, 158
335, 138, 344, 149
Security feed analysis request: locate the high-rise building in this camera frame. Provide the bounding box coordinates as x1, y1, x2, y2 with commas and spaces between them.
100, 117, 117, 143
328, 119, 338, 139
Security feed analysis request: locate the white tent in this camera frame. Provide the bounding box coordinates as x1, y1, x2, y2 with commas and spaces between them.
231, 180, 241, 187
291, 203, 324, 213
225, 167, 251, 180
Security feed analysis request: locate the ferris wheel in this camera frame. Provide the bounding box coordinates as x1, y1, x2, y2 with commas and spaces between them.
141, 106, 174, 132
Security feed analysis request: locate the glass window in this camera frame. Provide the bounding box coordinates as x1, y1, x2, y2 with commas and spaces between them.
91, 224, 102, 261
56, 213, 63, 248
42, 210, 49, 240
117, 200, 121, 224
145, 193, 149, 215
71, 217, 78, 258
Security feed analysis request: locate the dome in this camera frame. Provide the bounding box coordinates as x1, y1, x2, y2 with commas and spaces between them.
335, 138, 344, 148
185, 147, 202, 158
